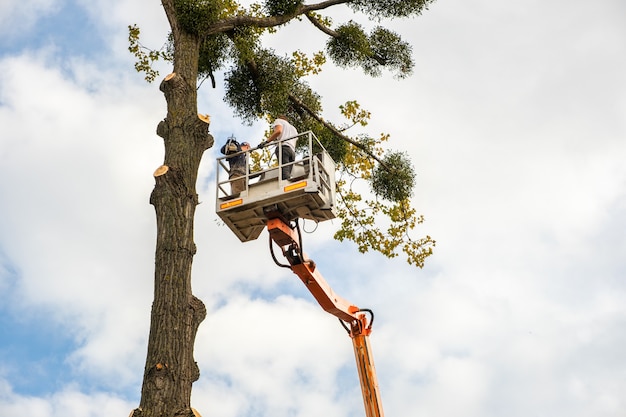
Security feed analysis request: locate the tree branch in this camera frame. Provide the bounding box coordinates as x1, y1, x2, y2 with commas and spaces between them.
205, 0, 349, 36
305, 12, 339, 37
161, 0, 181, 39
287, 94, 392, 171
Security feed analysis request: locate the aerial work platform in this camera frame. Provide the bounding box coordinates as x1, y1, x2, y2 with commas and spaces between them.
216, 131, 337, 242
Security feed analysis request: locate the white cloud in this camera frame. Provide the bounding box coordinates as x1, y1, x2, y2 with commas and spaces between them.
0, 50, 162, 392
0, 0, 58, 38
192, 294, 356, 417
75, 0, 171, 73
0, 379, 135, 417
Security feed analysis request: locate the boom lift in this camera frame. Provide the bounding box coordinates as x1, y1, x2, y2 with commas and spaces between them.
216, 132, 385, 417
267, 217, 384, 417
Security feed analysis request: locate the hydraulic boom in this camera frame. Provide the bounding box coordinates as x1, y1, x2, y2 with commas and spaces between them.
267, 217, 385, 417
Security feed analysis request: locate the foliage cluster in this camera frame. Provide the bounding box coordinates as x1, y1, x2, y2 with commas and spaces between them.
174, 0, 219, 34
327, 23, 413, 78
371, 151, 415, 202
330, 104, 434, 267
128, 25, 172, 82
264, 0, 303, 16
349, 0, 433, 19
224, 48, 301, 123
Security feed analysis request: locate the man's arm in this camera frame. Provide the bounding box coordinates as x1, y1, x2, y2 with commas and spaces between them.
267, 123, 282, 143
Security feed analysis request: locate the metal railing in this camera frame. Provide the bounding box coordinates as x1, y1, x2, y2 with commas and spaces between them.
216, 131, 335, 202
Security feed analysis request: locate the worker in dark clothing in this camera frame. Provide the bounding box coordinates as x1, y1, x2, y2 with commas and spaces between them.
220, 138, 250, 195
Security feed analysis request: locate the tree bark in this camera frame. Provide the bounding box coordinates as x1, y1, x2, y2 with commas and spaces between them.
133, 7, 213, 415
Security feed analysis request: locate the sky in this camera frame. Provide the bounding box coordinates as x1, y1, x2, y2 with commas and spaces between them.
1, 1, 625, 417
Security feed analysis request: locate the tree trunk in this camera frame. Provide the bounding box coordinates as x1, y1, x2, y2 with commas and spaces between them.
133, 18, 214, 417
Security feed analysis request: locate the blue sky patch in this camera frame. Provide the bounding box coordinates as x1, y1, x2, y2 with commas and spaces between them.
0, 1, 104, 59
0, 304, 78, 396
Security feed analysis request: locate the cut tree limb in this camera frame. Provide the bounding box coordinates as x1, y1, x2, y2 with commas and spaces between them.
154, 165, 169, 177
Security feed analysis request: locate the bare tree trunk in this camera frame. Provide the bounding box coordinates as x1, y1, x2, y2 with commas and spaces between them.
132, 17, 214, 416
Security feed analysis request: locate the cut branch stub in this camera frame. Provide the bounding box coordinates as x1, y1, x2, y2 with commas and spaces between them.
197, 113, 210, 125
159, 72, 179, 93
190, 295, 207, 323
156, 119, 169, 139
154, 165, 169, 177
195, 114, 214, 150
159, 72, 191, 105
151, 165, 189, 201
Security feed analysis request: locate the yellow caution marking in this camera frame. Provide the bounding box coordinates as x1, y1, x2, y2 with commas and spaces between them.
220, 198, 243, 209
284, 181, 307, 192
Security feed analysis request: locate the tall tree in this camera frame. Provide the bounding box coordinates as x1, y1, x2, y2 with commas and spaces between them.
129, 1, 435, 416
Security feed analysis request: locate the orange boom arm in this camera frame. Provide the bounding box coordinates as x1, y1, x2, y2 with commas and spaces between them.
267, 217, 385, 417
